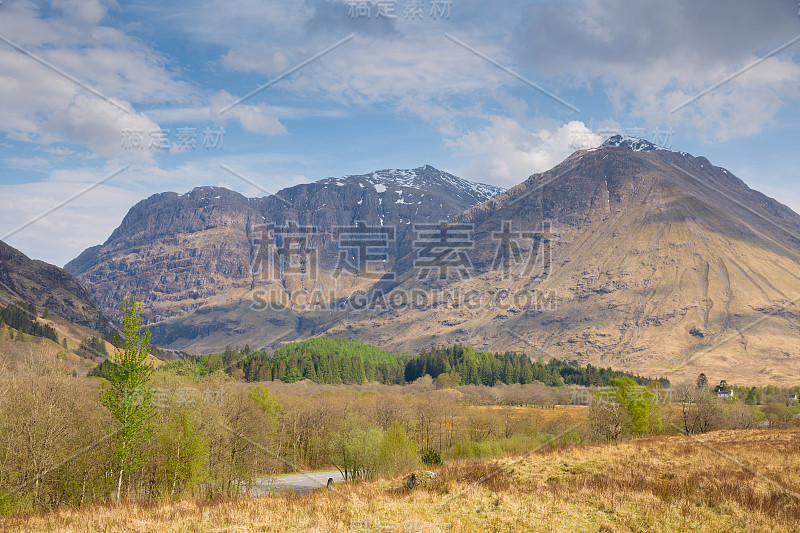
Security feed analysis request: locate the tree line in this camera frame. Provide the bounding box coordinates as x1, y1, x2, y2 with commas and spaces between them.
0, 301, 58, 344
161, 338, 410, 385
242, 338, 409, 385
160, 340, 669, 388
403, 345, 670, 388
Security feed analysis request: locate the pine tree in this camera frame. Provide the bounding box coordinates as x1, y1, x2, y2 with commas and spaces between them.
100, 294, 157, 501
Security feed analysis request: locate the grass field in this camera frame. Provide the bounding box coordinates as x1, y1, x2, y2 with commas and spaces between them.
468, 404, 588, 423
5, 428, 799, 532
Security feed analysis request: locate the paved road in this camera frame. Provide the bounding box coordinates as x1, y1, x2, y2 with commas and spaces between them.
249, 470, 345, 494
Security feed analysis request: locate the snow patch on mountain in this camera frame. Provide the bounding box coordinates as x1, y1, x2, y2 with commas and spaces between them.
320, 165, 504, 205
601, 135, 690, 157
602, 135, 663, 152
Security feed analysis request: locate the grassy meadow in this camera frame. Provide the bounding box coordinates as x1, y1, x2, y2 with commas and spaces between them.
6, 428, 799, 532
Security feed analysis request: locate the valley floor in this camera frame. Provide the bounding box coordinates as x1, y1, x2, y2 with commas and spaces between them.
5, 428, 800, 532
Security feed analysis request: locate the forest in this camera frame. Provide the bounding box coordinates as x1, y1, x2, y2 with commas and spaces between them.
159, 339, 669, 389
403, 344, 670, 388
242, 337, 410, 384
0, 302, 58, 344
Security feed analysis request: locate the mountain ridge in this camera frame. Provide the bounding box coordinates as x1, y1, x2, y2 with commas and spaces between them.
288, 141, 800, 383
0, 239, 114, 336
65, 165, 505, 328
64, 146, 800, 382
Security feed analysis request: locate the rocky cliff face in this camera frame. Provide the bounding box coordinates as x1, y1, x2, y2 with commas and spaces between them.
66, 166, 504, 328
66, 144, 800, 383
319, 137, 800, 382
0, 240, 114, 334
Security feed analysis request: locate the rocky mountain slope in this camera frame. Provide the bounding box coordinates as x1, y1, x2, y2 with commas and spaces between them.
0, 239, 114, 335
65, 166, 503, 345
313, 136, 800, 382
67, 143, 800, 382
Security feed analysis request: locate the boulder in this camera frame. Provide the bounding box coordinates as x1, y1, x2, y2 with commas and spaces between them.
405, 470, 437, 489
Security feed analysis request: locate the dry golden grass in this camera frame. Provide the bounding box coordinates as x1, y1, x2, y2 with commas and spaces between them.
469, 404, 589, 424
6, 428, 799, 532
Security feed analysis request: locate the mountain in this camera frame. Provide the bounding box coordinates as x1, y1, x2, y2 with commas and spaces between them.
0, 239, 114, 335
314, 135, 800, 383
65, 166, 504, 349
67, 144, 800, 382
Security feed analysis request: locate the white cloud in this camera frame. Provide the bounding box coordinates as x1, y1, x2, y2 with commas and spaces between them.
50, 0, 114, 27
447, 119, 603, 187
0, 151, 325, 266
0, 177, 139, 267
221, 43, 290, 75
514, 0, 800, 140
0, 1, 295, 162
280, 34, 510, 106
0, 1, 188, 160
209, 92, 288, 136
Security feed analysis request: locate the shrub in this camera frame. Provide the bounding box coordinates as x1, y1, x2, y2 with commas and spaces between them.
421, 448, 443, 466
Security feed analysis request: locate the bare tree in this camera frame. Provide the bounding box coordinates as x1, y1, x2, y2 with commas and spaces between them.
674, 382, 723, 434
589, 394, 626, 443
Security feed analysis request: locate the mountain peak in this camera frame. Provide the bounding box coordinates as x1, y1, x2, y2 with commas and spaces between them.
320, 165, 505, 205
601, 134, 663, 152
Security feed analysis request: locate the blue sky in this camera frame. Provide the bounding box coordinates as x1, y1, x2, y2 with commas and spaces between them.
1, 0, 799, 266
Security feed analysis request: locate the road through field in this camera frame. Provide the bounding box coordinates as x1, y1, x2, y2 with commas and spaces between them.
249, 471, 345, 494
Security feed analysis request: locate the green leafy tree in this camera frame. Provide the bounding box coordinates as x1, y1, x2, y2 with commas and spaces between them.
248, 385, 281, 435
615, 378, 647, 434
745, 387, 762, 405
100, 294, 157, 501
608, 377, 661, 436
331, 427, 382, 481
154, 409, 207, 498
378, 424, 418, 475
